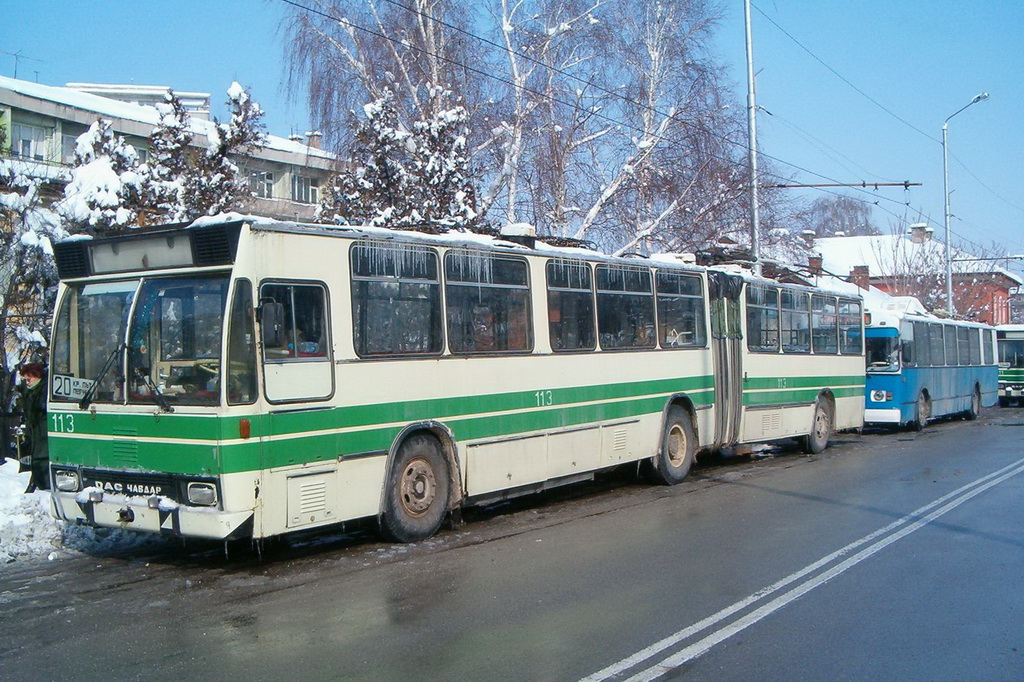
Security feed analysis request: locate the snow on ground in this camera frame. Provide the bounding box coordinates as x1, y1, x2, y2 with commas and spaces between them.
0, 459, 162, 565
0, 459, 62, 563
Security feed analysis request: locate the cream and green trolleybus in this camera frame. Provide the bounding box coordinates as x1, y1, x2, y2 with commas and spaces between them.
996, 324, 1024, 406
47, 218, 864, 544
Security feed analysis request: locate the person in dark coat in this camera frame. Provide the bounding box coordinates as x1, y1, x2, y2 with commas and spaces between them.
18, 363, 49, 493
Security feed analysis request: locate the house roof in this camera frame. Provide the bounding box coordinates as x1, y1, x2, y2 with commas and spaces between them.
813, 233, 1023, 286
0, 75, 334, 162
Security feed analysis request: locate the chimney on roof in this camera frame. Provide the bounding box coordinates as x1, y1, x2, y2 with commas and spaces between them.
909, 222, 933, 244
306, 131, 322, 149
851, 265, 870, 291
801, 229, 815, 247
834, 230, 846, 238
808, 255, 823, 275
288, 133, 303, 143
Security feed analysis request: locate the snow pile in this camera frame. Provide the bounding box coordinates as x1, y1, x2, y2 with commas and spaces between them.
0, 459, 62, 563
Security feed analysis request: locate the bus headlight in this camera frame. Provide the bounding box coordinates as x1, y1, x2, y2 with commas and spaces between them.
187, 482, 218, 506
54, 470, 81, 492
870, 390, 891, 403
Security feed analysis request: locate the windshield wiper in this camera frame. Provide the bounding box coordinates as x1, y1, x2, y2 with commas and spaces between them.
132, 367, 174, 413
78, 343, 124, 410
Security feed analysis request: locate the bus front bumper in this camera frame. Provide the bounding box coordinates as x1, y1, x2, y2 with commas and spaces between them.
864, 408, 902, 424
50, 490, 254, 541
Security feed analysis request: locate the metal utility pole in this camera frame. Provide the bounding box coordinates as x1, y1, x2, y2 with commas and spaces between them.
744, 0, 761, 275
942, 92, 989, 315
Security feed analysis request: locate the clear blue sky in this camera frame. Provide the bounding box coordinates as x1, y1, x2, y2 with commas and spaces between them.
4, 0, 1022, 269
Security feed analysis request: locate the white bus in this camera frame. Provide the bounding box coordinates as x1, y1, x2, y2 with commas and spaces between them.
46, 218, 864, 544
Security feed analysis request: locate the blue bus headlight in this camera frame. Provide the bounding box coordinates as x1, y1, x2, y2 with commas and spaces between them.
54, 470, 81, 492
187, 482, 218, 506
870, 390, 888, 403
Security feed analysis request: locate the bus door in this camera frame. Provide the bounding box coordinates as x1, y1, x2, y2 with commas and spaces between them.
708, 272, 744, 448
258, 281, 334, 403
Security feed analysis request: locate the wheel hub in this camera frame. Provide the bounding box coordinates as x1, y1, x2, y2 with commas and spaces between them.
400, 458, 437, 517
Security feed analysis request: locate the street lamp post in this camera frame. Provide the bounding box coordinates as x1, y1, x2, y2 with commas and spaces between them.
942, 92, 989, 315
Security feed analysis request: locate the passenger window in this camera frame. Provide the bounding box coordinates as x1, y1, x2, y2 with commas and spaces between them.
351, 242, 442, 356
811, 295, 838, 354
780, 290, 810, 353
547, 259, 596, 352
656, 272, 706, 348
745, 283, 779, 352
595, 265, 656, 350
446, 251, 532, 353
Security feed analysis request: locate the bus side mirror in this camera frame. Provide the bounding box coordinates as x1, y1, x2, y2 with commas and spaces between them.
260, 301, 285, 348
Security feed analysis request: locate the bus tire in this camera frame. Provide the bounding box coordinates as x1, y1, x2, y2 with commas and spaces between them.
803, 399, 832, 454
652, 406, 695, 485
382, 433, 450, 543
912, 391, 930, 431
966, 386, 981, 421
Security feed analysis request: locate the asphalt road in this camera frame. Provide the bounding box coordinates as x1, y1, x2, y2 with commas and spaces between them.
1, 408, 1022, 681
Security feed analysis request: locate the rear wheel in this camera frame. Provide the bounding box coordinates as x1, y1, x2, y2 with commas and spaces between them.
912, 391, 930, 431
382, 434, 450, 543
803, 399, 833, 454
652, 406, 696, 485
966, 386, 981, 420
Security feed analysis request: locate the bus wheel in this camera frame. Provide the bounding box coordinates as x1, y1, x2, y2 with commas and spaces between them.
803, 399, 832, 454
998, 397, 1010, 408
912, 392, 930, 432
653, 406, 695, 485
966, 386, 981, 421
382, 434, 450, 543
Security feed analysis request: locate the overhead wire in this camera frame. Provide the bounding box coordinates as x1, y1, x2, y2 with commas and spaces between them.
280, 0, 1001, 256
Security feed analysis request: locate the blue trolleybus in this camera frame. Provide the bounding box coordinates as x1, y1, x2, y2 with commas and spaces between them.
864, 303, 997, 429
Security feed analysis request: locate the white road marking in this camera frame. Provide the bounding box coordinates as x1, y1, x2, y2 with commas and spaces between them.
583, 457, 1024, 682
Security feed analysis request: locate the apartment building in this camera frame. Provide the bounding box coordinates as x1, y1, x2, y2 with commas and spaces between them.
0, 75, 336, 221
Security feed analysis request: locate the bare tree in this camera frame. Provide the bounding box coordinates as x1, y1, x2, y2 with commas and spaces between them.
795, 194, 881, 237
286, 0, 480, 150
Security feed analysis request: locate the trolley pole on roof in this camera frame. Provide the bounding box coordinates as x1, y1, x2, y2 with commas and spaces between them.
744, 0, 761, 275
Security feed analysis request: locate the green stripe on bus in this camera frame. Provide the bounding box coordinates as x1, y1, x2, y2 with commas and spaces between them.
743, 385, 864, 407
743, 375, 865, 391
51, 376, 716, 475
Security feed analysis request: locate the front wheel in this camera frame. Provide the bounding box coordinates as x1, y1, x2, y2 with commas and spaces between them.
382, 434, 450, 543
651, 406, 696, 485
803, 399, 833, 454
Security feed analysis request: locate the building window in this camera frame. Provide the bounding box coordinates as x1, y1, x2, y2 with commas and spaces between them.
61, 134, 77, 165
250, 170, 274, 199
291, 174, 319, 204
12, 123, 48, 161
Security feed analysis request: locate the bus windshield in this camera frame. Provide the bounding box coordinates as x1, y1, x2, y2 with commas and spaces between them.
866, 335, 900, 372
999, 339, 1024, 368
51, 275, 230, 406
